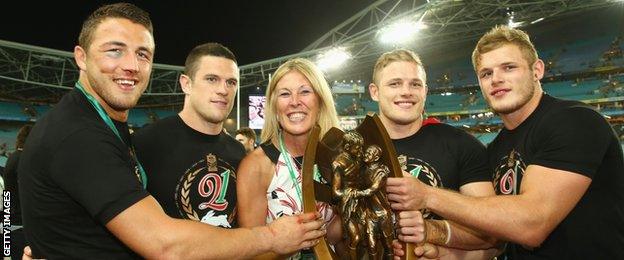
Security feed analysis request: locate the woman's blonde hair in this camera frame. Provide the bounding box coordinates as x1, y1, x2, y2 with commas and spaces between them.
260, 58, 339, 143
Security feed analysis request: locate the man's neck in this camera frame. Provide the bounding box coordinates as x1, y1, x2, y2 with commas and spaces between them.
500, 87, 544, 130
79, 78, 128, 122
178, 108, 223, 135
380, 115, 423, 140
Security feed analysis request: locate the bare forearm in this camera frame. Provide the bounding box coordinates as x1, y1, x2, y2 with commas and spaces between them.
447, 221, 499, 250
158, 219, 274, 259
424, 187, 543, 247
425, 220, 497, 250
108, 197, 275, 259
390, 169, 588, 249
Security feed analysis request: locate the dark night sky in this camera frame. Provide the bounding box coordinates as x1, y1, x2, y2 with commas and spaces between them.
0, 1, 375, 65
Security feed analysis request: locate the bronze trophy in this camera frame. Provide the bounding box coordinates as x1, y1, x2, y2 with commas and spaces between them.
302, 113, 415, 260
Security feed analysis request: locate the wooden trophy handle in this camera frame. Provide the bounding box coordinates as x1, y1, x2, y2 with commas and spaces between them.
302, 126, 338, 260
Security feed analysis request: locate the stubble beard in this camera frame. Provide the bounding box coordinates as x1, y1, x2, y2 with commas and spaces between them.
488, 82, 536, 115
90, 79, 143, 111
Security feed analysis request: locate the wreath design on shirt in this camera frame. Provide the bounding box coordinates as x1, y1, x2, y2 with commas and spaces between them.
416, 165, 440, 219
402, 157, 442, 219
177, 154, 237, 224
421, 167, 438, 187
180, 167, 201, 220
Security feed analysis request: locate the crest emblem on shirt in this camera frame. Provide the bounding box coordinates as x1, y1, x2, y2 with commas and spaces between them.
176, 153, 237, 228
493, 149, 526, 195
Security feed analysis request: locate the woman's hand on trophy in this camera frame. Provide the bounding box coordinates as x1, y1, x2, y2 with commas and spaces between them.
386, 174, 431, 211
396, 210, 426, 244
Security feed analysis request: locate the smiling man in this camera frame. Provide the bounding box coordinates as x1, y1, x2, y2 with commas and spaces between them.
134, 43, 247, 229
17, 4, 324, 259
369, 49, 499, 259
386, 26, 624, 259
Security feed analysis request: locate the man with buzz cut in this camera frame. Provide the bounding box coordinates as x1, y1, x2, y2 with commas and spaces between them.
369, 48, 499, 259
134, 43, 247, 229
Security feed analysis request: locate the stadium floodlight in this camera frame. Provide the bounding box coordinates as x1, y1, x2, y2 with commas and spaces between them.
530, 17, 545, 25
506, 10, 525, 28
377, 20, 427, 45
316, 47, 351, 71
508, 20, 525, 28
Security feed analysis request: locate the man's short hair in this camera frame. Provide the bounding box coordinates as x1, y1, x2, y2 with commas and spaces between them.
471, 25, 538, 71
235, 127, 256, 141
79, 3, 153, 50
184, 43, 237, 79
372, 49, 426, 85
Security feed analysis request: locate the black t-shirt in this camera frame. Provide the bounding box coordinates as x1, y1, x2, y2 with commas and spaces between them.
3, 150, 22, 225
488, 94, 624, 259
393, 123, 492, 219
134, 116, 245, 228
18, 89, 148, 259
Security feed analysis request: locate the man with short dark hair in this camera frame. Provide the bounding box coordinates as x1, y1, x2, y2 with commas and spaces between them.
134, 43, 246, 228
235, 127, 257, 153
18, 3, 324, 259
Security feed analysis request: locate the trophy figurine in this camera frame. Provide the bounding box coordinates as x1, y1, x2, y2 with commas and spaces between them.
301, 113, 415, 260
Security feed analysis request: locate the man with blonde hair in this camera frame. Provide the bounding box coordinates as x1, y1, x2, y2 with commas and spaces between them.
369, 49, 499, 259
387, 26, 624, 258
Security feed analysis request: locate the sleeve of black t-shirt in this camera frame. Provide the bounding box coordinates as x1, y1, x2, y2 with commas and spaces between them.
455, 130, 493, 186
531, 106, 613, 179
49, 128, 149, 224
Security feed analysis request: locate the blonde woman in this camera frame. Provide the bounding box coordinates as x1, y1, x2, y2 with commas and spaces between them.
237, 58, 343, 259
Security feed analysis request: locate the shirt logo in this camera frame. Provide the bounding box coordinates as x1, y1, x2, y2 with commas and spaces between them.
176, 153, 236, 228
493, 149, 526, 195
